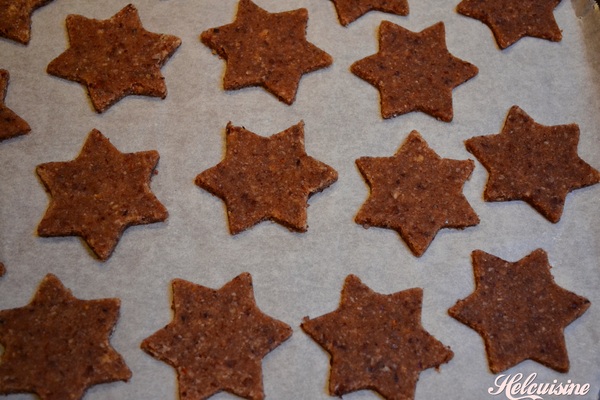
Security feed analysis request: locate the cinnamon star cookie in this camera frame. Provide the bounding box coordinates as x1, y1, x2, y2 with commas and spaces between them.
0, 0, 55, 44
201, 0, 332, 105
457, 0, 563, 49
0, 69, 31, 142
351, 21, 478, 121
302, 275, 453, 400
195, 122, 337, 234
465, 106, 600, 222
47, 4, 181, 112
330, 0, 409, 26
141, 273, 292, 400
36, 129, 168, 261
449, 249, 590, 373
0, 274, 131, 399
355, 130, 479, 257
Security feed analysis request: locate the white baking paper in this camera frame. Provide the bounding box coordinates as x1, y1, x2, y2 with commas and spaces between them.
0, 0, 599, 399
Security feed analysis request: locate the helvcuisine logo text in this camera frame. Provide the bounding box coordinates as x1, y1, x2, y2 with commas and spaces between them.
488, 373, 590, 400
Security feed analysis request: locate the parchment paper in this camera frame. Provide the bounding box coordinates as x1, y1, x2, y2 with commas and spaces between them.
1, 0, 599, 399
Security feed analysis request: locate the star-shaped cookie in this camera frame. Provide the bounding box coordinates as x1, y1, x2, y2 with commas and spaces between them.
465, 106, 600, 223
46, 4, 181, 113
456, 0, 563, 49
0, 273, 131, 399
330, 0, 409, 26
0, 69, 31, 142
351, 21, 478, 121
448, 249, 590, 373
302, 275, 453, 400
355, 130, 479, 256
0, 0, 55, 44
141, 273, 292, 400
36, 129, 168, 261
195, 122, 338, 234
200, 0, 333, 105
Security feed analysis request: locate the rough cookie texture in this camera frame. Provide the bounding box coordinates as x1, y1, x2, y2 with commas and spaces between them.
0, 0, 55, 44
36, 129, 168, 261
201, 0, 332, 105
195, 122, 338, 234
0, 69, 31, 142
330, 0, 409, 26
302, 275, 453, 400
141, 273, 292, 400
355, 131, 479, 256
457, 0, 563, 49
465, 106, 600, 222
449, 249, 590, 373
0, 274, 131, 399
46, 4, 181, 112
351, 21, 478, 121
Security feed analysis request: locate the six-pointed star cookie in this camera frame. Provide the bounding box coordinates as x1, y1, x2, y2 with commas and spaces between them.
355, 130, 479, 256
448, 249, 590, 373
200, 0, 333, 105
36, 129, 168, 261
0, 0, 55, 44
330, 0, 409, 26
46, 4, 181, 113
0, 273, 131, 399
0, 69, 31, 142
457, 0, 563, 49
195, 122, 338, 234
465, 106, 600, 223
141, 273, 292, 400
302, 275, 453, 400
351, 21, 478, 121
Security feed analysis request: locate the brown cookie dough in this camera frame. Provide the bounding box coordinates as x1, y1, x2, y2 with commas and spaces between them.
0, 273, 131, 399
36, 129, 168, 261
449, 249, 590, 373
302, 275, 453, 400
195, 122, 338, 234
351, 21, 478, 121
0, 262, 5, 277
200, 0, 332, 105
330, 0, 408, 26
46, 4, 181, 113
0, 0, 55, 44
141, 273, 292, 400
355, 130, 479, 257
465, 106, 600, 222
457, 0, 563, 49
0, 69, 31, 142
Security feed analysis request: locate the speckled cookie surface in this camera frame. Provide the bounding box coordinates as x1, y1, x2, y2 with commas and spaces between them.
448, 249, 590, 373
0, 274, 131, 400
301, 275, 453, 400
36, 129, 168, 261
0, 70, 30, 142
141, 273, 292, 400
46, 4, 181, 112
195, 122, 338, 234
0, 0, 55, 44
465, 106, 600, 223
200, 0, 332, 105
351, 21, 478, 121
330, 0, 409, 26
457, 0, 563, 49
355, 130, 479, 256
